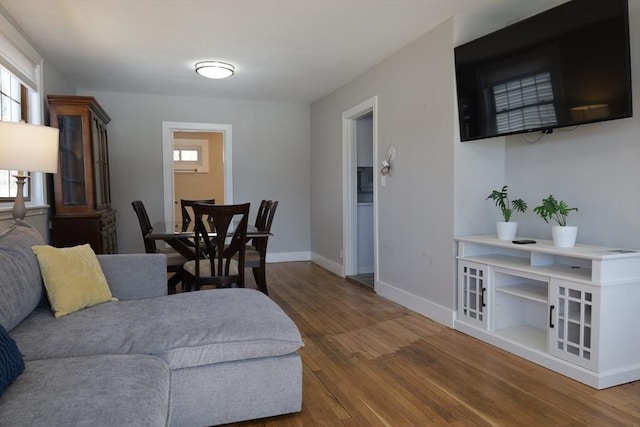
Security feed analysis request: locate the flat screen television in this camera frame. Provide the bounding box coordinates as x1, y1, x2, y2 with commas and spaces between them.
455, 0, 632, 142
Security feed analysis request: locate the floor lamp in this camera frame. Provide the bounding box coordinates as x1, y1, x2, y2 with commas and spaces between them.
0, 121, 59, 221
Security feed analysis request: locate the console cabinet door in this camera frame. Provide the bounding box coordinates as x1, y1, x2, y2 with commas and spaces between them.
548, 279, 599, 371
458, 261, 489, 329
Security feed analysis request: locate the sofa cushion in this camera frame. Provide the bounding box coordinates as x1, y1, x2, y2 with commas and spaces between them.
0, 220, 45, 331
0, 354, 170, 427
0, 324, 25, 396
12, 288, 303, 369
32, 244, 116, 317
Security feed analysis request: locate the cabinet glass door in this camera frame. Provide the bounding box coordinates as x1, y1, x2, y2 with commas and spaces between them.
91, 117, 105, 208
549, 280, 597, 370
58, 115, 87, 207
458, 261, 488, 328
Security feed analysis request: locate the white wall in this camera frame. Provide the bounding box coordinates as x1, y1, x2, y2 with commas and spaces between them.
311, 0, 640, 328
505, 116, 640, 248
456, 0, 640, 250
79, 91, 311, 259
311, 19, 457, 326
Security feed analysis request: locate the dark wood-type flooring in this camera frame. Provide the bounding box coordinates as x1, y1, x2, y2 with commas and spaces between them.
224, 262, 639, 426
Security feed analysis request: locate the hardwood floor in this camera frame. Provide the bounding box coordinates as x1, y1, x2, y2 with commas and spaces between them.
228, 262, 640, 426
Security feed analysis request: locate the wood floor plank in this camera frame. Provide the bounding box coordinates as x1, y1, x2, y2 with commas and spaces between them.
225, 262, 640, 426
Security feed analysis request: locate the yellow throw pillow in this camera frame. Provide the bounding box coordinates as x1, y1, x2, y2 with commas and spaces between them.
31, 244, 117, 318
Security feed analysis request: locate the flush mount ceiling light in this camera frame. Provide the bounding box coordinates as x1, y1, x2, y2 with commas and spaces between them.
195, 61, 235, 79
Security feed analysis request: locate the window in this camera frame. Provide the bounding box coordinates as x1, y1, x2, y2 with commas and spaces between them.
0, 9, 47, 215
174, 148, 200, 162
0, 65, 31, 202
493, 71, 557, 133
173, 139, 209, 173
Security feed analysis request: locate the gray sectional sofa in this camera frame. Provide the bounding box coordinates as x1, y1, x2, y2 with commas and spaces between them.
0, 221, 304, 426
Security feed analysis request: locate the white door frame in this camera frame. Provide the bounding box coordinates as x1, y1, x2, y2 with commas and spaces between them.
342, 96, 378, 287
161, 121, 233, 222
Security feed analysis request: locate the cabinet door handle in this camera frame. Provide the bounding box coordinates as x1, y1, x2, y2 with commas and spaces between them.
481, 287, 486, 307
549, 305, 555, 328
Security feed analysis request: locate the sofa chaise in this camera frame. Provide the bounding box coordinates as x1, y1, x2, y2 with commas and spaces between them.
0, 221, 303, 426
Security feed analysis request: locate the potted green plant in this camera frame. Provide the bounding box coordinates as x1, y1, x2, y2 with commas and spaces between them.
486, 185, 527, 240
533, 195, 579, 247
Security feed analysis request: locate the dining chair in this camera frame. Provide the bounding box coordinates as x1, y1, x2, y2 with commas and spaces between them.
183, 202, 250, 291
243, 200, 278, 295
131, 200, 187, 294
179, 198, 217, 257
180, 198, 216, 225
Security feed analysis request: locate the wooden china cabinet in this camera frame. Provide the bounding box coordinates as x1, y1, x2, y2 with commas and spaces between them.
47, 95, 117, 254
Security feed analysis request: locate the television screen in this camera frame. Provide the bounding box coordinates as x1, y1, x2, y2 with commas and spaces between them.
455, 0, 632, 142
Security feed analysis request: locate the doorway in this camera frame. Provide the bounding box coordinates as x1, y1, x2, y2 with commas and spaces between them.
342, 97, 378, 290
162, 121, 233, 223
172, 131, 224, 222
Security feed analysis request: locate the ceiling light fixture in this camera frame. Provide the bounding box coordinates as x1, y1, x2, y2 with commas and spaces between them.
195, 61, 235, 79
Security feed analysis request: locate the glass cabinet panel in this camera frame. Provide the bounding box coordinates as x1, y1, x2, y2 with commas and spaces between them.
58, 115, 87, 207
91, 116, 104, 207
458, 261, 488, 328
549, 279, 597, 370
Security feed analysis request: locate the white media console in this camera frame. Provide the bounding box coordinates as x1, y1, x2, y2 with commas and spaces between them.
454, 235, 640, 389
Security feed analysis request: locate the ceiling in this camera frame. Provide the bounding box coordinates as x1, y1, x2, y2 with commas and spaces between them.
0, 0, 550, 104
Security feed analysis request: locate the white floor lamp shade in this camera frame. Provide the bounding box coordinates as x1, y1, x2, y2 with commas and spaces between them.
0, 121, 59, 220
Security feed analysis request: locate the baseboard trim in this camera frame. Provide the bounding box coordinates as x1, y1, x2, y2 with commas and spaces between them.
310, 252, 343, 277
376, 280, 456, 328
454, 320, 640, 389
267, 251, 310, 263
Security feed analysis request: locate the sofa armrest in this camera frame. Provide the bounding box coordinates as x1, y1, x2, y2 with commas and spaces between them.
97, 254, 167, 300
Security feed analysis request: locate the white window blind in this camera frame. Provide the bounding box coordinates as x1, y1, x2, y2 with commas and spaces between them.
493, 72, 557, 133
0, 14, 40, 91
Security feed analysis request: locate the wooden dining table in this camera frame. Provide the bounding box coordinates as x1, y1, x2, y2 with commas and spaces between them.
147, 221, 271, 260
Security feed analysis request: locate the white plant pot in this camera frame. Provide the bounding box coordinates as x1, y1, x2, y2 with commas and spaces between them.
496, 221, 518, 241
552, 225, 578, 247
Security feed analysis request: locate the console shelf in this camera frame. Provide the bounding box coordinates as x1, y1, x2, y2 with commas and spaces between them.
496, 283, 547, 304
493, 325, 547, 352
455, 235, 640, 389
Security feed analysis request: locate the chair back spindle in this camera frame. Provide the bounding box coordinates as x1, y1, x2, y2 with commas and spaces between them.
188, 202, 250, 290
131, 200, 158, 253
180, 198, 216, 225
